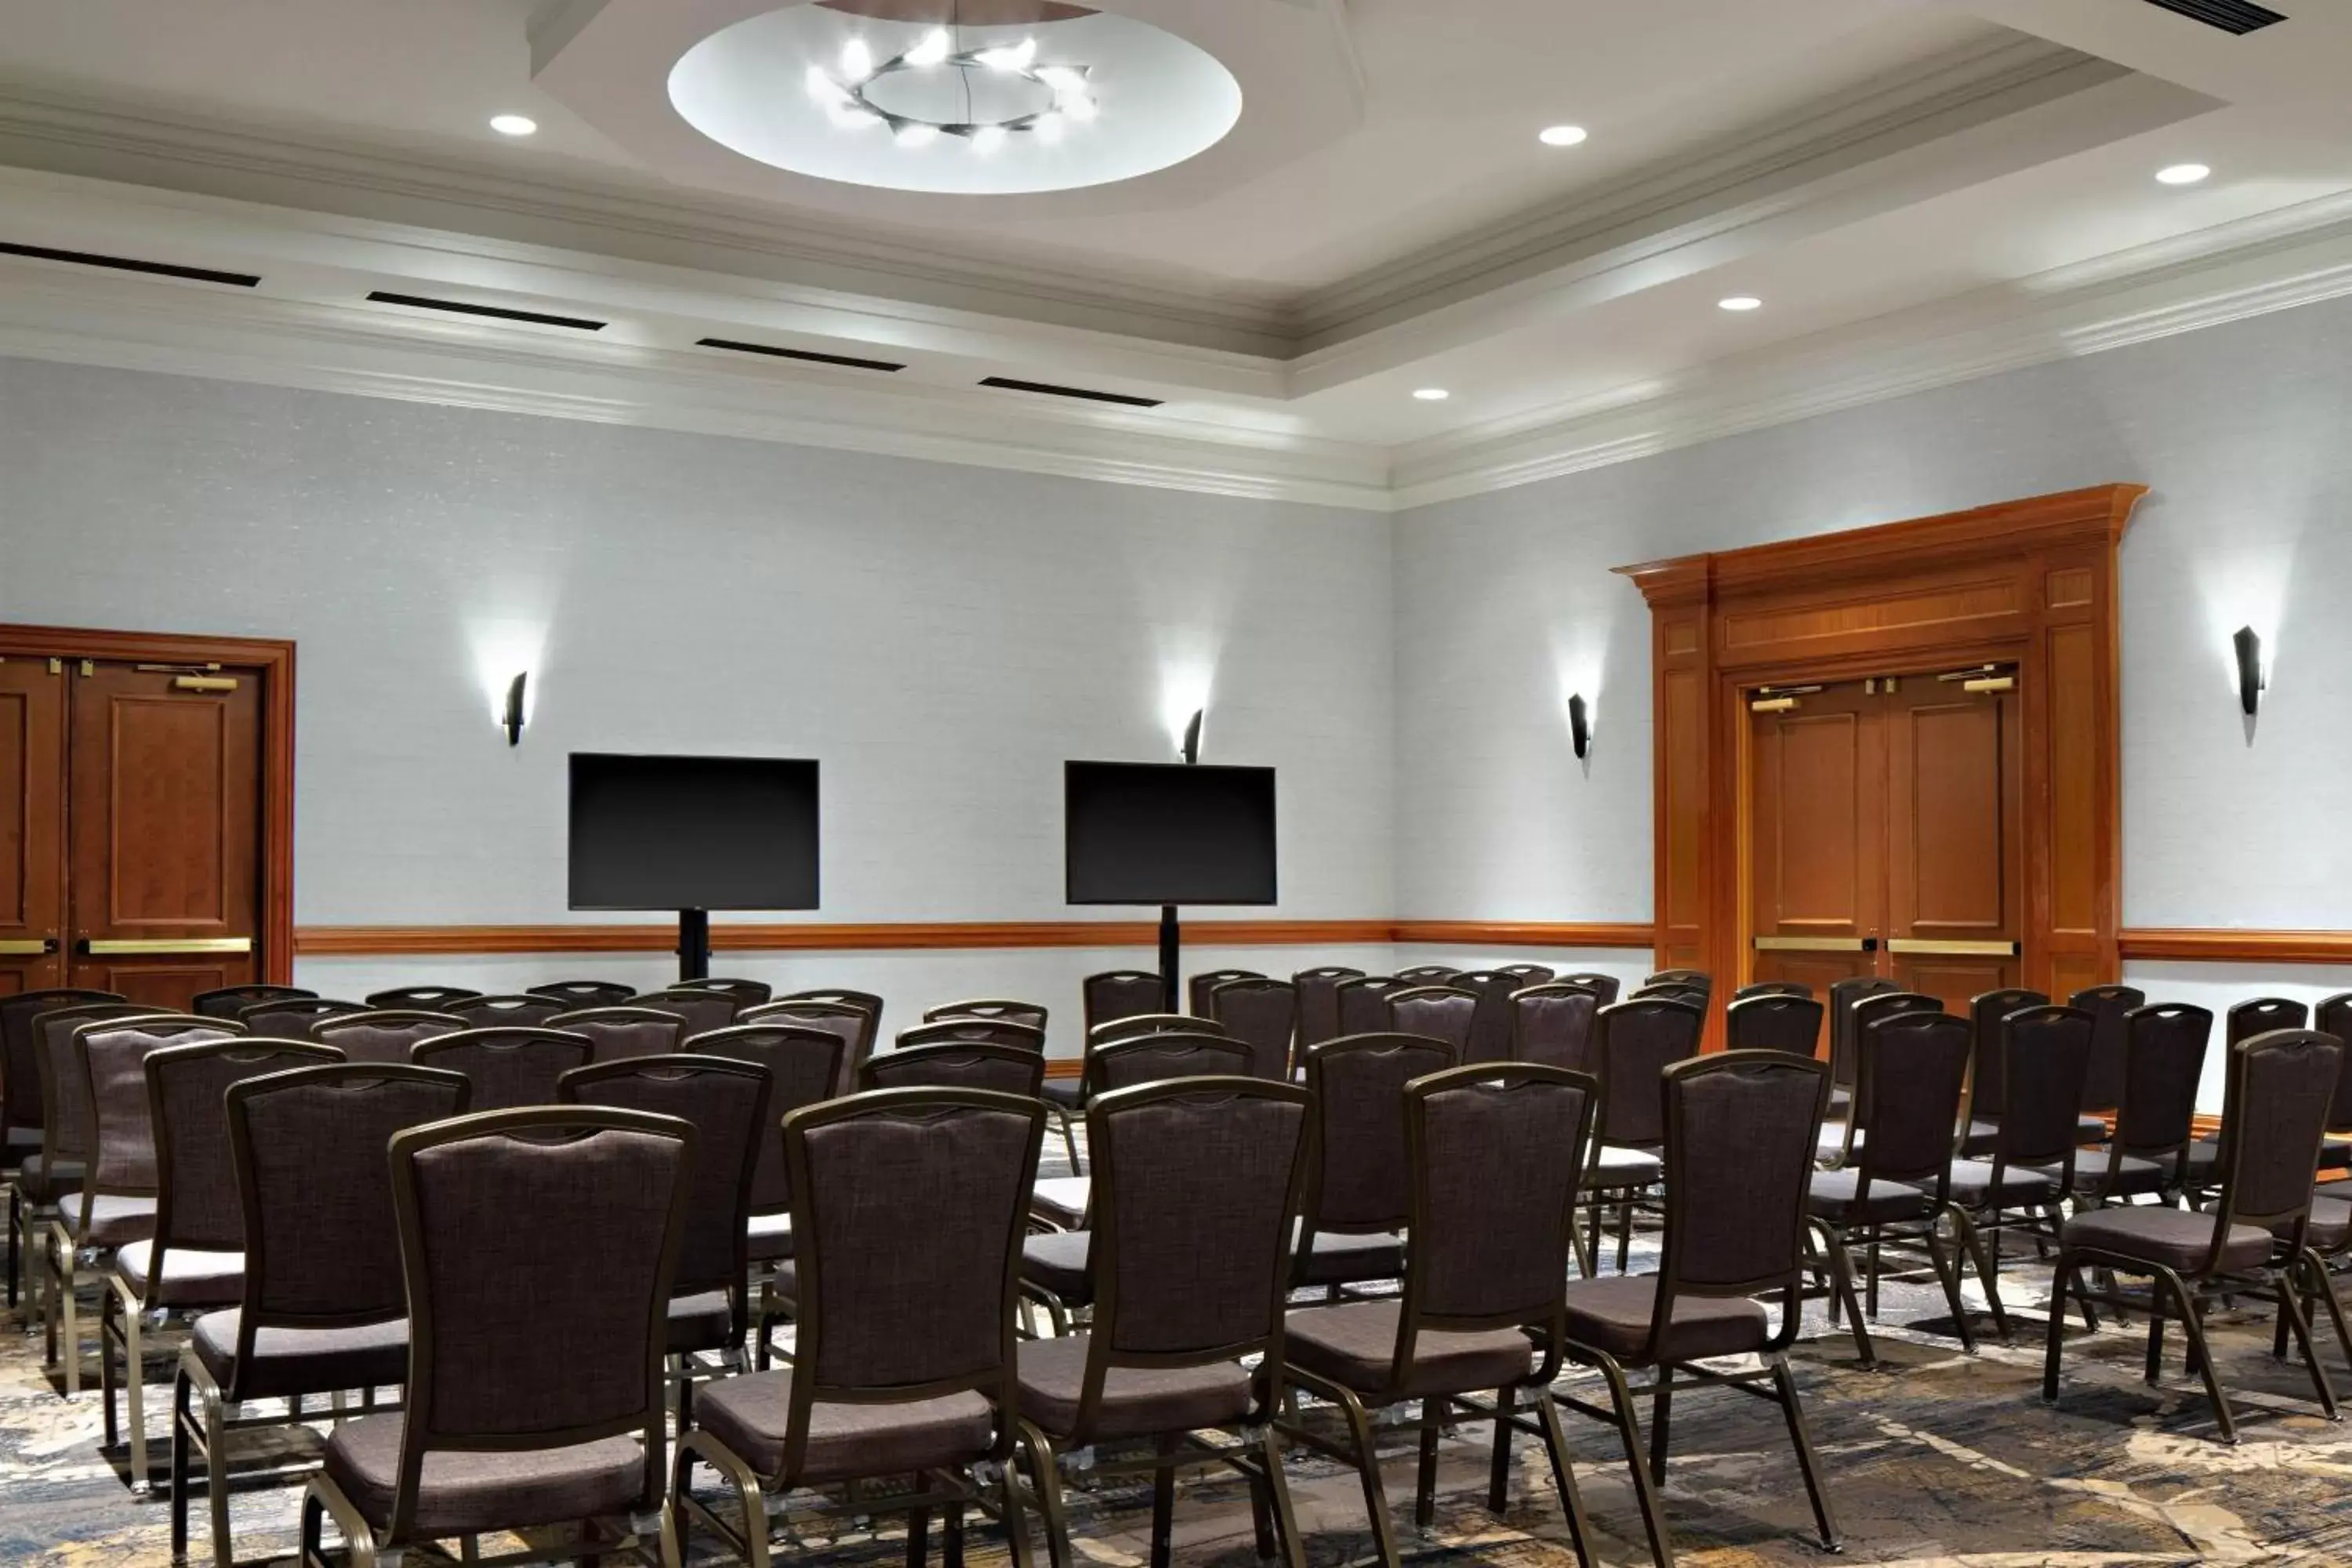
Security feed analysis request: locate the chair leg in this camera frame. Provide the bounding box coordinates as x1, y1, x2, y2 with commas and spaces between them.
1864, 1225, 1881, 1320
169, 1365, 192, 1562
1018, 1421, 1076, 1568
1533, 1387, 1599, 1568
1258, 1426, 1308, 1568
100, 1282, 120, 1450
1588, 1355, 1673, 1568
1923, 1220, 1975, 1354
943, 1496, 967, 1568
1487, 1385, 1515, 1513
59, 1229, 82, 1395
1414, 1397, 1442, 1530
1769, 1356, 1841, 1552
2042, 1255, 2075, 1403
1055, 1107, 1083, 1177
1647, 1368, 1672, 1487
120, 1278, 150, 1491
906, 1505, 931, 1568
1815, 1223, 1874, 1367
1332, 1385, 1403, 1568
1614, 1202, 1634, 1274
1949, 1205, 2013, 1344
5, 1186, 18, 1310
997, 1457, 1037, 1568
2274, 1265, 2341, 1421
2163, 1269, 2238, 1444
2144, 1279, 2167, 1386
2306, 1249, 2352, 1368
1149, 1432, 1180, 1568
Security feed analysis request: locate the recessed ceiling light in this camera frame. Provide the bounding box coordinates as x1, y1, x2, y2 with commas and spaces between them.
1718, 295, 1762, 312
1538, 125, 1588, 147
1412, 387, 1450, 401
489, 114, 538, 137
2155, 162, 2211, 186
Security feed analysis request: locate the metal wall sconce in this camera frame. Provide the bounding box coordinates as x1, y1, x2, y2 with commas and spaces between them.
1566, 692, 1591, 761
501, 672, 528, 746
1179, 709, 1203, 766
2234, 626, 2263, 717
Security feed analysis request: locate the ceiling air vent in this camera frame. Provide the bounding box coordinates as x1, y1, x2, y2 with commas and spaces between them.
2139, 0, 2286, 34
365, 291, 605, 331
978, 376, 1162, 408
0, 241, 260, 288
697, 337, 906, 373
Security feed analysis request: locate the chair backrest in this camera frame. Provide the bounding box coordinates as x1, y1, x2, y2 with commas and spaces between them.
1964, 988, 2049, 1118
445, 993, 569, 1029
688, 1022, 846, 1214
191, 984, 315, 1020
628, 987, 742, 1041
2112, 1004, 2212, 1166
80, 1015, 241, 1202
1185, 971, 1263, 1018
1827, 976, 1901, 1089
387, 1107, 691, 1536
2319, 993, 2352, 1131
1073, 1078, 1310, 1440
1334, 976, 1400, 1036
1724, 993, 1824, 1058
1083, 971, 1167, 1036
1592, 996, 1704, 1149
785, 1090, 1043, 1443
2228, 996, 2310, 1047
1850, 1013, 1971, 1192
412, 1028, 593, 1112
1497, 963, 1557, 987
1290, 967, 1363, 1054
1088, 1033, 1253, 1096
365, 985, 483, 1011
0, 988, 120, 1131
526, 979, 637, 1009
1991, 1005, 2096, 1171
1646, 968, 1711, 992
1510, 983, 1601, 1073
1087, 1013, 1214, 1046
897, 1018, 1047, 1054
1733, 981, 1814, 1002
697, 977, 775, 1007
147, 1038, 341, 1270
2210, 1030, 2342, 1250
1207, 977, 1299, 1080
543, 1006, 682, 1065
238, 996, 368, 1039
862, 1042, 1047, 1098
771, 990, 886, 1065
1446, 970, 1522, 1064
1631, 983, 1709, 1011
561, 1055, 771, 1309
1385, 985, 1477, 1054
1655, 1054, 1824, 1323
926, 999, 1047, 1033
1393, 965, 1461, 987
1299, 1034, 1457, 1236
746, 999, 880, 1094
1555, 973, 1622, 1006
313, 1010, 465, 1066
2067, 983, 2145, 1111
34, 1001, 151, 1160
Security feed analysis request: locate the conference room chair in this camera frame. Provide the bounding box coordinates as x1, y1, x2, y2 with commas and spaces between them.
2317, 992, 2352, 1171
695, 976, 775, 1007
746, 996, 881, 1095
898, 1017, 1047, 1054
1186, 970, 1264, 1018
0, 989, 122, 1308
2074, 1004, 2211, 1203
562, 1055, 771, 1421
1207, 975, 1300, 1079
1824, 976, 1900, 1115
1803, 1011, 1992, 1366
775, 988, 887, 1044
236, 996, 368, 1039
19, 1000, 148, 1327
1725, 993, 1824, 1058
1629, 984, 1709, 1018
2228, 996, 2309, 1045
1555, 972, 1623, 1007
673, 1088, 1046, 1568
527, 978, 638, 1009
863, 1041, 1047, 1098
1511, 983, 1602, 1073
1282, 1063, 1599, 1568
1643, 968, 1711, 994
1824, 992, 1941, 1165
443, 992, 569, 1029
1087, 1033, 1252, 1097
46, 1014, 239, 1396
173, 1062, 467, 1565
1385, 985, 1477, 1055
361, 984, 483, 1011
1334, 976, 1401, 1037
1083, 971, 1165, 1035
1584, 997, 1704, 1274
1961, 988, 2108, 1156
1294, 1034, 1457, 1296
1733, 981, 1814, 1002
191, 984, 316, 1020
630, 985, 745, 1041
1050, 1014, 1231, 1181
102, 1036, 338, 1490
1018, 1077, 1313, 1568
1946, 1005, 2096, 1316
1555, 1052, 1842, 1565
1287, 966, 1359, 1057
1498, 962, 1557, 987
411, 1027, 592, 1112
300, 1105, 692, 1568
929, 997, 1050, 1033
311, 1010, 466, 1067
1392, 964, 1461, 987
1449, 970, 1523, 1064
2045, 1029, 2343, 1443
2069, 983, 2146, 1113
546, 1005, 684, 1064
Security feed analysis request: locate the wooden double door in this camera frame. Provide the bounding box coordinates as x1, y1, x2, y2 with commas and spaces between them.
1748, 663, 2023, 1013
1, 652, 267, 1011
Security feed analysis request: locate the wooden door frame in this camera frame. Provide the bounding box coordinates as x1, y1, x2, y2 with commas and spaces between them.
1617, 484, 2145, 1042
0, 622, 296, 985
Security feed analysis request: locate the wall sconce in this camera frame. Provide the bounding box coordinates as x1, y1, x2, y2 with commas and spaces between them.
501, 672, 528, 746
2234, 626, 2263, 717
1179, 709, 1203, 766
1566, 692, 1591, 761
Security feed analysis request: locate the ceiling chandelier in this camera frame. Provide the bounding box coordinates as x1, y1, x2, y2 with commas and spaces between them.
804, 24, 1097, 151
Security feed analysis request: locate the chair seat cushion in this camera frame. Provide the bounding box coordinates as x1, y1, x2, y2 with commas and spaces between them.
63, 1192, 156, 1248
1815, 1125, 1862, 1164
322, 1415, 646, 1535
692, 1367, 995, 1486
113, 1240, 243, 1308
1021, 1229, 1093, 1305
2062, 1149, 2172, 1198
1285, 1299, 1533, 1399
1962, 1116, 2106, 1158
1945, 1160, 2057, 1207
746, 1210, 793, 1263
14, 1153, 85, 1203
1559, 1275, 1770, 1365
2061, 1204, 2272, 1275
1016, 1333, 1252, 1442
2320, 1137, 2350, 1174
2307, 1196, 2350, 1254
191, 1309, 409, 1401
1294, 1228, 1404, 1287
1806, 1167, 1930, 1225
1040, 1080, 1083, 1109
1031, 1176, 1091, 1229
1588, 1145, 1662, 1189
666, 1290, 735, 1354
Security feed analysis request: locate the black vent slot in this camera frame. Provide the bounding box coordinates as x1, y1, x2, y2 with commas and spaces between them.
2140, 0, 2285, 34
365, 291, 605, 331
978, 376, 1162, 408
697, 337, 906, 373
0, 241, 259, 288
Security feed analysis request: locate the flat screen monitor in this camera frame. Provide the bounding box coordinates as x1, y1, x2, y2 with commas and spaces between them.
568, 753, 819, 911
1065, 760, 1277, 906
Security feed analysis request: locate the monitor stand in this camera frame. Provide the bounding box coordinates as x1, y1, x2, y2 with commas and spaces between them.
1158, 903, 1181, 1014
677, 908, 710, 985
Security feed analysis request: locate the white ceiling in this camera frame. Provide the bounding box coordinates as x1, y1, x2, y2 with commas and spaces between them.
0, 0, 2348, 503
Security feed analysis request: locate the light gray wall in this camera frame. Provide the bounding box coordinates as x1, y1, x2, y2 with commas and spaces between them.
0, 356, 1396, 1054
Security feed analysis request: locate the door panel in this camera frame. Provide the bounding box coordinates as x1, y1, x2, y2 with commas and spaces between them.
0, 658, 66, 995
1886, 675, 2022, 996
1748, 681, 1882, 994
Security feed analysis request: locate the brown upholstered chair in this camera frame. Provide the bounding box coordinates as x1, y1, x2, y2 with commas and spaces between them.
2046, 1029, 2343, 1443
863, 1042, 1046, 1098
674, 1089, 1047, 1567
1083, 971, 1165, 1034
1824, 976, 1900, 1112
2318, 992, 2352, 1173
1018, 1078, 1313, 1568
1090, 1014, 1214, 1044
192, 984, 316, 1020
1555, 973, 1623, 1007
1051, 1014, 1229, 1182
629, 986, 743, 1042
1185, 971, 1263, 1018
2069, 983, 2146, 1112
696, 977, 775, 1007
1392, 965, 1461, 987
19, 1000, 146, 1327
311, 1010, 465, 1067
928, 998, 1049, 1033
361, 985, 483, 1011
412, 1027, 593, 1112
2228, 996, 2309, 1045
1834, 991, 1944, 1163
1294, 1035, 1456, 1295
300, 1106, 694, 1567
1643, 968, 1710, 994
2, 988, 121, 1308
2078, 1004, 2210, 1200
1947, 1005, 2096, 1313
1207, 976, 1299, 1080
1510, 983, 1602, 1073
1497, 962, 1557, 987
1554, 1053, 1841, 1563
1629, 983, 1708, 1013
1733, 981, 1813, 1002
898, 1018, 1047, 1054
1281, 1064, 1599, 1566
772, 989, 885, 1062
1384, 985, 1477, 1055
238, 996, 368, 1039
1334, 976, 1401, 1036
1726, 993, 1824, 1058
1448, 970, 1523, 1064
103, 1036, 339, 1488
1957, 987, 2050, 1156
743, 997, 878, 1097
528, 979, 638, 1010
443, 993, 569, 1029
1291, 966, 1364, 1054
1087, 1034, 1251, 1097
545, 1005, 684, 1065
1584, 997, 1703, 1273
175, 1063, 470, 1565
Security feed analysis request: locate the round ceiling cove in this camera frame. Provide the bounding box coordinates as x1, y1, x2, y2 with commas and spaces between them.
816, 1, 1096, 22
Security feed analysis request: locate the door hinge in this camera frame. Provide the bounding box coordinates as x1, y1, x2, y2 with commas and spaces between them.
78, 659, 93, 677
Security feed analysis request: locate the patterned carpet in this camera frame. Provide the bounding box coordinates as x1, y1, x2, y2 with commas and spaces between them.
6, 1219, 2352, 1566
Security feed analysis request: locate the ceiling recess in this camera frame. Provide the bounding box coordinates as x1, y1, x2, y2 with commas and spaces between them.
697, 337, 906, 372
0, 241, 260, 289
365, 292, 607, 331
979, 376, 1161, 408
2138, 0, 2288, 34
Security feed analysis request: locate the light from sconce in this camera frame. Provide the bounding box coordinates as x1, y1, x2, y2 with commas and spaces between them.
502, 672, 528, 746
1566, 692, 1591, 761
1179, 710, 1204, 766
2234, 626, 2263, 717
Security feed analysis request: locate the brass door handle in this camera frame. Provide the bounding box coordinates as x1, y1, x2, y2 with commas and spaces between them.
1753, 935, 1867, 953
1885, 938, 2019, 956
79, 936, 253, 956
0, 938, 56, 956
